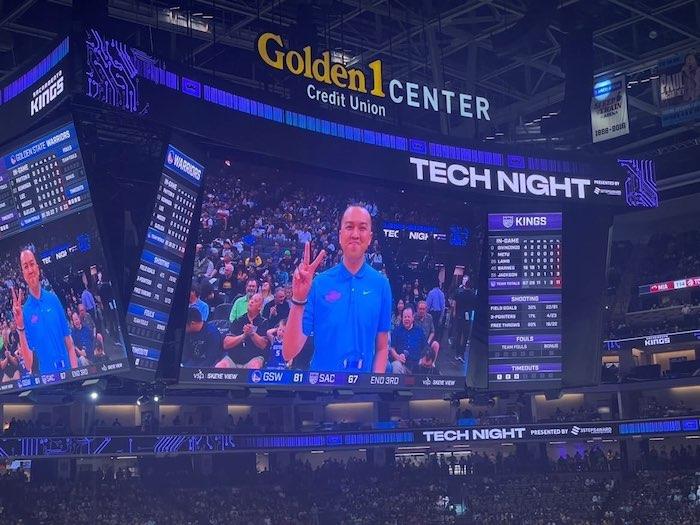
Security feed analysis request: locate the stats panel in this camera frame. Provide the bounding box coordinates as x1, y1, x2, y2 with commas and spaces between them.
127, 145, 204, 374
0, 121, 130, 393
487, 213, 563, 388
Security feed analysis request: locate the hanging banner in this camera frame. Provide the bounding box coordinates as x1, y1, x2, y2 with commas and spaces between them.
591, 76, 629, 143
659, 51, 700, 127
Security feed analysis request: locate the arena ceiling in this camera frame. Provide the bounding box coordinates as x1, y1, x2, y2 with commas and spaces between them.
0, 0, 699, 190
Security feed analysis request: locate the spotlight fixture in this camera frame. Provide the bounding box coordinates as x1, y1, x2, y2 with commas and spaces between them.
89, 391, 100, 401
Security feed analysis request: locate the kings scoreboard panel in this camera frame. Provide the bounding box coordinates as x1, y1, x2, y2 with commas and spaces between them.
0, 123, 91, 239
487, 213, 563, 387
127, 145, 204, 372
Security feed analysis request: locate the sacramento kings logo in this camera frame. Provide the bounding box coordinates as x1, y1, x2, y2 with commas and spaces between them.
251, 370, 263, 383
9, 155, 16, 165
502, 215, 514, 228
166, 150, 175, 165
309, 372, 319, 385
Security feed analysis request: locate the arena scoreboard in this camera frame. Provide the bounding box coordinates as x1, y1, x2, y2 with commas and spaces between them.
0, 123, 91, 239
127, 145, 204, 374
487, 213, 563, 387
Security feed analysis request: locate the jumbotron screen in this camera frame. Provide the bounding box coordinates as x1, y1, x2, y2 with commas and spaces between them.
0, 121, 129, 393
179, 156, 484, 389
127, 144, 204, 375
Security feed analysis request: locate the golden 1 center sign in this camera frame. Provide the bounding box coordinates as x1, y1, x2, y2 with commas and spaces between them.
257, 32, 492, 120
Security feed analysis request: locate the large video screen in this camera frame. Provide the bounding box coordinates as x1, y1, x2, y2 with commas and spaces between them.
179, 156, 484, 389
0, 121, 129, 393
127, 144, 204, 375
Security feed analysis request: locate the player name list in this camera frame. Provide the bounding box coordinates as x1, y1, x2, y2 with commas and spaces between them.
0, 130, 91, 241
487, 213, 563, 385
127, 146, 202, 370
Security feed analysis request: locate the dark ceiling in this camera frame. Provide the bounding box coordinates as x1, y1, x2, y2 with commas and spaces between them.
1, 0, 699, 190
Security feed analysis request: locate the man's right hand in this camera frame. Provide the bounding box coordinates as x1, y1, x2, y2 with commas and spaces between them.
292, 242, 326, 302
11, 288, 24, 330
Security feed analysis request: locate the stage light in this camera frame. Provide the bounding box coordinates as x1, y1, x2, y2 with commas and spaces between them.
153, 395, 160, 403
224, 160, 231, 166
89, 391, 99, 401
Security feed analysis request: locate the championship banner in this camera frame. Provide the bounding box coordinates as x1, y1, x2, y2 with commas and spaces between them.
591, 76, 629, 143
659, 51, 700, 127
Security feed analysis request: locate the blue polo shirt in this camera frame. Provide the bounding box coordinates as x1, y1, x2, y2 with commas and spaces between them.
391, 324, 427, 371
193, 298, 210, 322
302, 262, 392, 372
23, 288, 71, 374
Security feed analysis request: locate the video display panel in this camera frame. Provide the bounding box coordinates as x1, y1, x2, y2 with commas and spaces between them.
0, 121, 129, 393
487, 213, 563, 387
127, 145, 204, 374
179, 156, 483, 389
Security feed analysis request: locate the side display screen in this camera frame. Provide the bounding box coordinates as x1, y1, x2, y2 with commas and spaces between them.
0, 121, 129, 392
487, 213, 563, 387
179, 155, 483, 390
127, 145, 204, 373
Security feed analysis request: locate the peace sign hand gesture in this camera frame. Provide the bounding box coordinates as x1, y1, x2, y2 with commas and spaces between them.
292, 242, 326, 303
11, 288, 24, 330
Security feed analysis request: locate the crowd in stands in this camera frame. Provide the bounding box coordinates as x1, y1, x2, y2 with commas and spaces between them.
0, 232, 120, 379
539, 405, 605, 423
0, 453, 697, 524
608, 302, 700, 339
635, 230, 700, 286
606, 228, 700, 340
188, 165, 480, 371
638, 397, 698, 419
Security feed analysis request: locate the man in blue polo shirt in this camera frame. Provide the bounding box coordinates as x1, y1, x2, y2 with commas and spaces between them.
283, 205, 391, 373
12, 249, 77, 375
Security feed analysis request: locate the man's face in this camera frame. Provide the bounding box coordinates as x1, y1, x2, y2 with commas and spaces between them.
224, 265, 234, 278
274, 290, 285, 304
246, 280, 258, 297
72, 313, 82, 329
248, 293, 263, 317
339, 206, 372, 260
189, 291, 197, 304
20, 250, 40, 289
402, 309, 414, 329
186, 321, 203, 334
417, 302, 427, 318
78, 304, 87, 319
